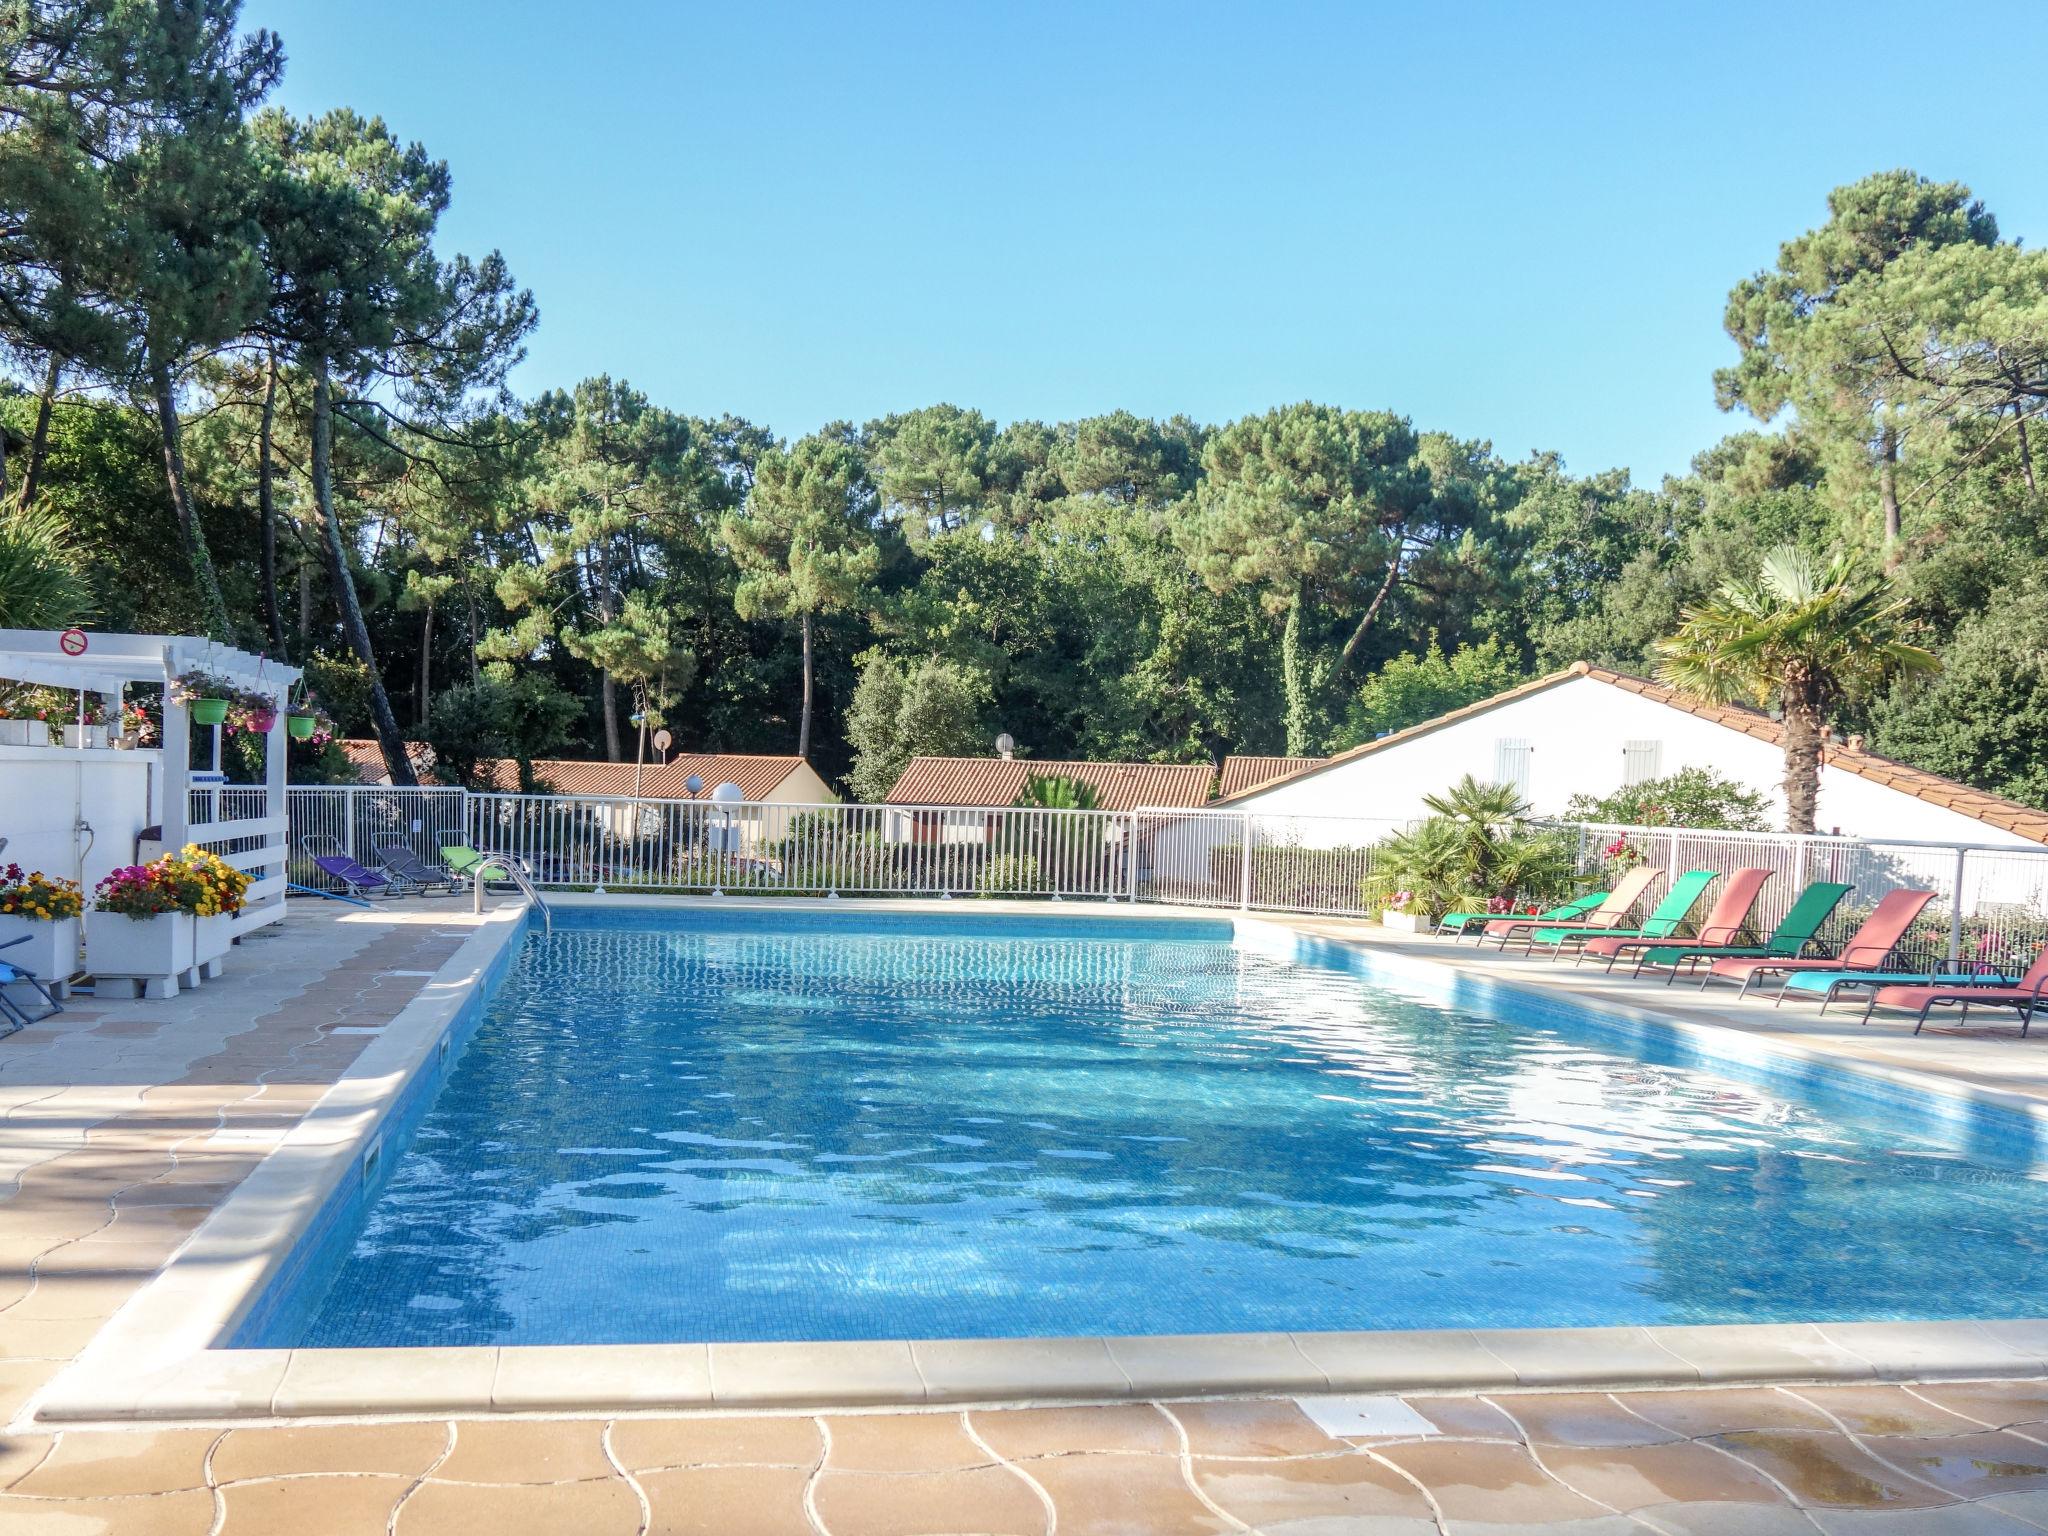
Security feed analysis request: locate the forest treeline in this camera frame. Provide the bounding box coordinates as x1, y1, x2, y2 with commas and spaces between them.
3, 2, 2045, 806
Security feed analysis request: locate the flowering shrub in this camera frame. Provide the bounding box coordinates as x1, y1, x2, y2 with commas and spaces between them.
93, 863, 187, 919
1602, 836, 1645, 871
0, 865, 83, 920
172, 845, 253, 916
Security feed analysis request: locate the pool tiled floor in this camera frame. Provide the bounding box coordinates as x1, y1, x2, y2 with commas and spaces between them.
6, 898, 2048, 1527
7, 1384, 2048, 1531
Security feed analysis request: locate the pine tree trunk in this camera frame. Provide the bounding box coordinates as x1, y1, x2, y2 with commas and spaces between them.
150, 360, 233, 642
312, 361, 417, 787
2018, 411, 2037, 496
1281, 591, 1312, 756
417, 602, 434, 728
798, 610, 814, 761
602, 671, 621, 761
1780, 686, 1823, 835
15, 351, 59, 511
257, 349, 287, 654
1878, 422, 1902, 568
463, 576, 481, 683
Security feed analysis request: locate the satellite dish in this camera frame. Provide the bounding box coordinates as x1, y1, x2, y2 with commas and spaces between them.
685, 774, 704, 796
995, 731, 1015, 755
653, 728, 673, 754
711, 781, 744, 804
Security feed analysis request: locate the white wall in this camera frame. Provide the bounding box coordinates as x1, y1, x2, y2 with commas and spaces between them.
1230, 677, 2042, 849
0, 746, 161, 896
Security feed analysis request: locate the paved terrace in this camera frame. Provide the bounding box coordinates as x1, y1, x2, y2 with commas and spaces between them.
1, 899, 2047, 1532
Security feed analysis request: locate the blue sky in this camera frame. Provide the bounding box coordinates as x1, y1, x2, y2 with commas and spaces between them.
245, 0, 2047, 484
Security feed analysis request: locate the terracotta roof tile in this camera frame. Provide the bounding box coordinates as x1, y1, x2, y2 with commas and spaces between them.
336, 739, 438, 785
1212, 663, 2048, 846
1217, 755, 1326, 798
483, 754, 822, 802
885, 757, 1216, 811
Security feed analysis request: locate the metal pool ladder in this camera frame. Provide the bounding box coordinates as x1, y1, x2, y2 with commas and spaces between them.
471, 855, 552, 934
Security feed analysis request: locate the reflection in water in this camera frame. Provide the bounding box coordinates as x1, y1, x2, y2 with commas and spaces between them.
263, 916, 2048, 1347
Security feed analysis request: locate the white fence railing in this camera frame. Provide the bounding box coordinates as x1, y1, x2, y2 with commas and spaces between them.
284, 788, 2048, 967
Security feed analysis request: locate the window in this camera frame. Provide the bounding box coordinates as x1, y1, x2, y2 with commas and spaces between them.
1493, 738, 1533, 799
1622, 740, 1663, 786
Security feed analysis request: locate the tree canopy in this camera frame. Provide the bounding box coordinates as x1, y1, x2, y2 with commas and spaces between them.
1, 24, 2041, 827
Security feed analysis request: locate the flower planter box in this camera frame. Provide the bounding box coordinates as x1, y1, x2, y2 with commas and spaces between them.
1380, 909, 1430, 932
85, 910, 192, 1000
60, 724, 109, 749
191, 912, 235, 982
0, 914, 79, 998
0, 720, 34, 747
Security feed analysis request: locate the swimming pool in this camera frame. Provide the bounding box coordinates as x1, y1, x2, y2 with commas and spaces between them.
240, 907, 2048, 1348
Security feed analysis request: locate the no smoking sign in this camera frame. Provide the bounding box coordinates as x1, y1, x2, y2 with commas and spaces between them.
58, 628, 88, 656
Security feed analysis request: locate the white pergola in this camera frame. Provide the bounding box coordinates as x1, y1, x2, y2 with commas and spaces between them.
0, 630, 300, 937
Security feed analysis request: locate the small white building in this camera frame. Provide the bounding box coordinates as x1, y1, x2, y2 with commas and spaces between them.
1211, 664, 2046, 847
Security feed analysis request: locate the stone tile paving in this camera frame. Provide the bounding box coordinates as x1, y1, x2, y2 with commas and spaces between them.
0, 903, 475, 1422
5, 904, 2048, 1529
2, 1385, 2048, 1531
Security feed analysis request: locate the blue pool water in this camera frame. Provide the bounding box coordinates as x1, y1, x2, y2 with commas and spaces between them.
245, 909, 2048, 1347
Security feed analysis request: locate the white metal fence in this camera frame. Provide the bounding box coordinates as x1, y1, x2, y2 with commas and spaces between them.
284, 787, 2048, 967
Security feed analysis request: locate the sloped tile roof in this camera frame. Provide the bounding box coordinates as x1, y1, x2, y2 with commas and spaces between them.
336, 739, 438, 785
885, 757, 1217, 811
1212, 662, 2048, 845
1217, 754, 1325, 799
485, 754, 821, 802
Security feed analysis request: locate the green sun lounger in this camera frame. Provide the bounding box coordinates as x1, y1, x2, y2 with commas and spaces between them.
1524, 869, 1719, 959
440, 843, 487, 876
1633, 881, 1855, 982
1435, 890, 1608, 941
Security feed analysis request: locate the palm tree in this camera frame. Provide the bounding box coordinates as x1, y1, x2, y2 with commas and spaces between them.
1011, 774, 1102, 811
1654, 545, 1936, 834
0, 507, 92, 630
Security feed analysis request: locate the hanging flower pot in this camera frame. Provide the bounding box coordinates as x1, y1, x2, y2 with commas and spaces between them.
286, 713, 317, 740
189, 697, 230, 726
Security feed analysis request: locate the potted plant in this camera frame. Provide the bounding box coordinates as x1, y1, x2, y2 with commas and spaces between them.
228, 687, 279, 736
175, 844, 252, 977
85, 859, 193, 999
1381, 889, 1430, 932
170, 668, 235, 727
285, 681, 322, 739
116, 699, 160, 750
0, 695, 28, 747
0, 865, 83, 993
60, 695, 110, 749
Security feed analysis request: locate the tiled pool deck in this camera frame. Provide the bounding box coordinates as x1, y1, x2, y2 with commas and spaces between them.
5, 896, 2048, 1531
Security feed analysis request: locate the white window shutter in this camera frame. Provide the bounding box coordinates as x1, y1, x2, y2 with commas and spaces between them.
1493, 738, 1533, 798
1622, 740, 1663, 786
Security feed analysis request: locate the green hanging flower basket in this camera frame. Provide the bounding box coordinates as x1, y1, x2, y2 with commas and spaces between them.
286, 713, 317, 740
189, 697, 229, 727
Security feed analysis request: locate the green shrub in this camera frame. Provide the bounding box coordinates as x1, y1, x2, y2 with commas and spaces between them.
977, 854, 1041, 894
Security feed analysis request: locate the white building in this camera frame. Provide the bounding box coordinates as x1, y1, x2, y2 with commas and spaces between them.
1213, 663, 2047, 848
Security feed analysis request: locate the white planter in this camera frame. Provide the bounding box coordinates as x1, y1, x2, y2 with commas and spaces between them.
85, 910, 193, 1000
0, 720, 30, 746
60, 724, 109, 749
1380, 909, 1430, 932
0, 914, 79, 993
191, 912, 235, 979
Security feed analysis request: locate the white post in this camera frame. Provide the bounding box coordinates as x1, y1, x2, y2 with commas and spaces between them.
1126, 811, 1141, 903
160, 647, 191, 857
1949, 846, 1967, 965
1239, 811, 1254, 910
